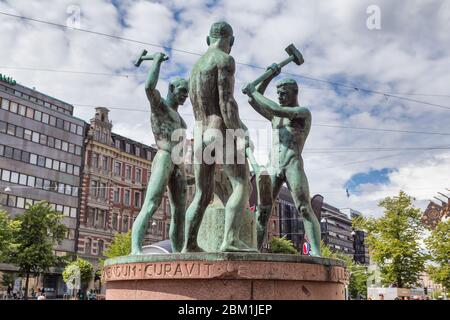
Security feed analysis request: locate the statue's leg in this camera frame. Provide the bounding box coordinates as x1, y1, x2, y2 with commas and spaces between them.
285, 160, 321, 256
182, 162, 215, 253
167, 165, 187, 253
131, 151, 173, 255
256, 168, 283, 250
219, 162, 256, 252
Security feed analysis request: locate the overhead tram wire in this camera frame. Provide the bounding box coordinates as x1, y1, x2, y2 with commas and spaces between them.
72, 103, 450, 136
2, 11, 450, 110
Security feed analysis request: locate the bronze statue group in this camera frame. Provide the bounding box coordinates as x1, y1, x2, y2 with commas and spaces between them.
131, 21, 321, 257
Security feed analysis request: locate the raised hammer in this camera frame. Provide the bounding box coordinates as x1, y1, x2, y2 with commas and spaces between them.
133, 50, 169, 67
242, 43, 304, 94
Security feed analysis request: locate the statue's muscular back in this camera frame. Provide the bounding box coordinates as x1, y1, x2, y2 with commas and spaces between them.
189, 48, 232, 131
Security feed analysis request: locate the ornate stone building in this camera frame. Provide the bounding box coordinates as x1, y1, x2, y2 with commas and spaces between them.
77, 107, 165, 266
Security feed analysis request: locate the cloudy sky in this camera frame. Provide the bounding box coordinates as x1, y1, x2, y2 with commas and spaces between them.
1, 0, 449, 217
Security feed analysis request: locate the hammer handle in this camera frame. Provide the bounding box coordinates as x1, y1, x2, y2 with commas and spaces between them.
250, 55, 294, 87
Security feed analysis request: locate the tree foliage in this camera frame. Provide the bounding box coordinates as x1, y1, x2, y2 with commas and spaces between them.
102, 231, 131, 260
425, 220, 450, 289
63, 257, 94, 286
0, 209, 19, 262
320, 241, 370, 299
268, 236, 298, 254
353, 191, 427, 288
9, 201, 67, 298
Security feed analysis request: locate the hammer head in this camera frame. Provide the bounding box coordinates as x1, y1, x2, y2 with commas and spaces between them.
285, 44, 304, 66
134, 49, 148, 67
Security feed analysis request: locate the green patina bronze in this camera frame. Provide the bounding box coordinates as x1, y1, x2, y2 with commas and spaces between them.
182, 21, 256, 253
242, 59, 322, 256
131, 51, 188, 255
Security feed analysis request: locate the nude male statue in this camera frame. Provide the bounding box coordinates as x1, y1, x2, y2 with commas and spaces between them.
182, 21, 253, 253
131, 52, 188, 254
243, 65, 321, 256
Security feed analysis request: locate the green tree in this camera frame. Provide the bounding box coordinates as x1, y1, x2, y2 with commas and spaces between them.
268, 236, 298, 254
102, 231, 131, 262
320, 241, 369, 299
63, 257, 94, 298
425, 220, 450, 289
0, 210, 19, 262
9, 201, 67, 299
354, 191, 427, 288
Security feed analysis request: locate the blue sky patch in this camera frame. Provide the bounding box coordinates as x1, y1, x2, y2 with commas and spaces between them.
344, 168, 395, 195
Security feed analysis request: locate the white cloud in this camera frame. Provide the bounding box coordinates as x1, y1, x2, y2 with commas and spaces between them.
1, 0, 449, 217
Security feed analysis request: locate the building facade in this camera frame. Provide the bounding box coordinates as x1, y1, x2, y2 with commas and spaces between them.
77, 107, 163, 267
0, 77, 87, 295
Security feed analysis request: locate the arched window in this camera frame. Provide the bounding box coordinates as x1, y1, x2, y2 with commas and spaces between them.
98, 240, 104, 256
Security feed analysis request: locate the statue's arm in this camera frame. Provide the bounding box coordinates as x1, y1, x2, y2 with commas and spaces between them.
145, 53, 167, 109
249, 90, 311, 120
217, 57, 242, 130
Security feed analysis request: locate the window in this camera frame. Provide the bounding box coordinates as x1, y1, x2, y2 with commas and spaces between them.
49, 116, 56, 126
70, 208, 77, 218
27, 176, 35, 187
135, 147, 140, 157
55, 139, 61, 150
35, 178, 43, 189
37, 155, 45, 167
77, 125, 83, 136
92, 153, 98, 168
72, 186, 78, 197
63, 121, 70, 131
1, 170, 10, 181
98, 240, 104, 256
26, 107, 34, 119
7, 195, 16, 207
114, 162, 122, 176
125, 143, 131, 153
18, 105, 26, 116
47, 136, 54, 148
19, 174, 27, 185
124, 189, 130, 206
32, 132, 39, 143
90, 180, 98, 197
58, 183, 65, 194
10, 172, 19, 184
7, 123, 15, 135
73, 166, 80, 176
123, 216, 129, 231
42, 113, 49, 124
10, 102, 18, 113
0, 121, 6, 133
134, 192, 141, 208
96, 210, 105, 229
113, 188, 120, 203
21, 151, 30, 163
68, 144, 75, 154
70, 123, 77, 134
16, 197, 25, 209
13, 149, 21, 161
112, 213, 118, 230
135, 168, 141, 183
24, 129, 32, 141
115, 139, 120, 149
63, 206, 70, 217
52, 160, 60, 171
56, 118, 64, 129
75, 146, 81, 156
62, 141, 68, 152
39, 134, 47, 145
1, 98, 9, 110
4, 146, 13, 158
67, 164, 73, 175
45, 158, 52, 169
34, 110, 42, 122
85, 238, 92, 254
99, 183, 106, 199
125, 165, 131, 179
60, 162, 66, 173
102, 156, 108, 171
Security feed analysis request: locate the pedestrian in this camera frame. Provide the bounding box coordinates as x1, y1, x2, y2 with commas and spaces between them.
7, 284, 12, 298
